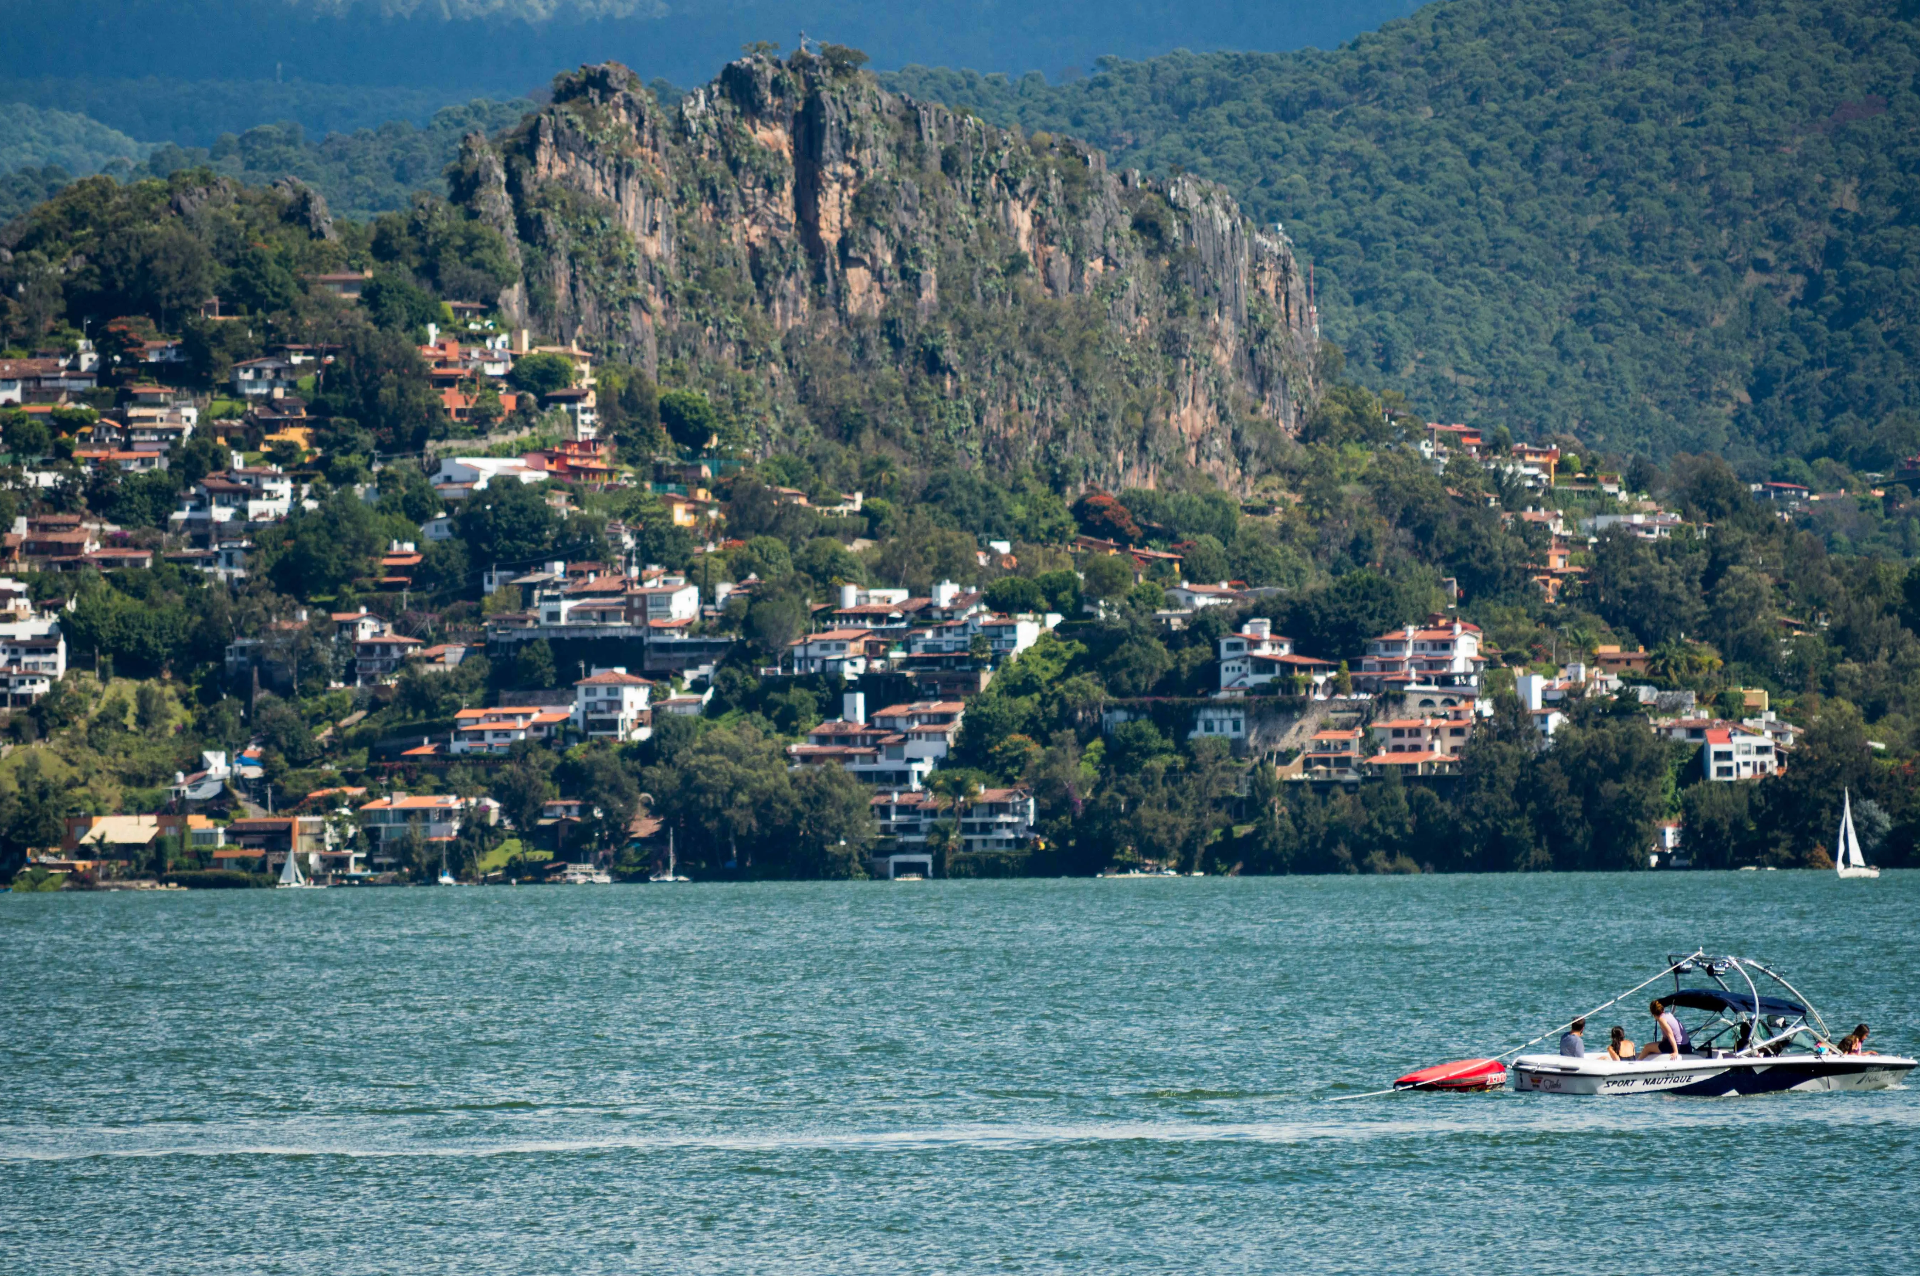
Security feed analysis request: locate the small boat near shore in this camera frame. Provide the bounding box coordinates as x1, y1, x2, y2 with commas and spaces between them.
1835, 789, 1879, 879
276, 849, 323, 890
1510, 954, 1913, 1096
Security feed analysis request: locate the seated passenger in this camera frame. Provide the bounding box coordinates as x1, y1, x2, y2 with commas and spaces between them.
1636, 999, 1689, 1059
1606, 1025, 1635, 1060
1838, 1023, 1875, 1055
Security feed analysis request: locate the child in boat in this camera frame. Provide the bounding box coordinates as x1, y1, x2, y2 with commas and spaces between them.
1606, 1025, 1636, 1060
1838, 1024, 1875, 1055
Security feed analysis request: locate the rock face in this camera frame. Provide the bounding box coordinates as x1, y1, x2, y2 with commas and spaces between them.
454, 53, 1319, 489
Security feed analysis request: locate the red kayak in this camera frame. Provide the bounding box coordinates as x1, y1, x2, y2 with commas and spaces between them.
1394, 1058, 1507, 1092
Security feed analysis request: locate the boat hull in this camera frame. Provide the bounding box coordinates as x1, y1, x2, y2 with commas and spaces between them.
1511, 1053, 1915, 1096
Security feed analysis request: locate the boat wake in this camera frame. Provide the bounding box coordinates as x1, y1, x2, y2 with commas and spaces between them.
10, 1101, 1920, 1163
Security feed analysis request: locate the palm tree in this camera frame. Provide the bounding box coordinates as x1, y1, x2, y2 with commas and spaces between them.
1648, 638, 1694, 685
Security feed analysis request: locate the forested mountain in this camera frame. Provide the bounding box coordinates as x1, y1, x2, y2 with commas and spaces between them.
0, 103, 151, 176
889, 0, 1920, 469
0, 77, 506, 150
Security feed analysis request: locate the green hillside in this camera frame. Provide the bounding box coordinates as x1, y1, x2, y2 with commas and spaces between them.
0, 102, 151, 175
887, 0, 1920, 469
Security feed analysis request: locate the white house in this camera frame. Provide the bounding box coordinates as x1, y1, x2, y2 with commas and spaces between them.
357, 793, 498, 850
790, 628, 881, 676
0, 617, 66, 704
1581, 512, 1693, 540
787, 693, 937, 790
571, 667, 653, 743
627, 582, 701, 625
333, 610, 389, 643
230, 357, 299, 397
1217, 619, 1335, 694
449, 706, 573, 755
958, 787, 1037, 853
1703, 727, 1780, 781
867, 697, 965, 763
1355, 618, 1485, 692
1164, 582, 1244, 610
429, 456, 551, 499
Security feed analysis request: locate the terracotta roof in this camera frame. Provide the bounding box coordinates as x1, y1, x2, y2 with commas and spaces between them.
792, 628, 874, 645
575, 670, 650, 686
359, 794, 465, 811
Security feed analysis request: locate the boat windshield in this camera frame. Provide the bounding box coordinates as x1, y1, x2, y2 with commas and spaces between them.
1663, 955, 1830, 1054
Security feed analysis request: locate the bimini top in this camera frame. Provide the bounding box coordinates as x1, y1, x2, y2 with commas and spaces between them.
1669, 988, 1807, 1018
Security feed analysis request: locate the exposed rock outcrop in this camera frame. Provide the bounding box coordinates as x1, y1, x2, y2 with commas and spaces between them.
459, 53, 1319, 488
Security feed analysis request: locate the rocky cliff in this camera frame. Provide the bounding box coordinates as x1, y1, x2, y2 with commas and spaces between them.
451, 52, 1319, 489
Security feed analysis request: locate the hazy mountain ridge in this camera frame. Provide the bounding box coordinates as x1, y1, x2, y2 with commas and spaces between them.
0, 0, 1420, 95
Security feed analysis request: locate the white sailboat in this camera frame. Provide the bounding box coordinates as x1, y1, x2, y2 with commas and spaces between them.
649, 827, 690, 882
437, 842, 458, 887
277, 847, 321, 889
1835, 789, 1879, 879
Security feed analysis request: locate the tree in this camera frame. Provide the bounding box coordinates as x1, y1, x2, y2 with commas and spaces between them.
1034, 569, 1082, 613
265, 492, 387, 596
789, 764, 873, 878
313, 324, 439, 452
554, 745, 641, 851
659, 389, 720, 450
225, 246, 300, 315
511, 639, 556, 690
1286, 571, 1426, 660
4, 413, 51, 459
747, 595, 810, 657
1179, 535, 1230, 585
508, 351, 575, 397
361, 272, 442, 335
1081, 553, 1134, 602
134, 682, 170, 731
0, 753, 73, 877
455, 477, 557, 570
985, 576, 1046, 613
1072, 490, 1140, 543
492, 754, 556, 835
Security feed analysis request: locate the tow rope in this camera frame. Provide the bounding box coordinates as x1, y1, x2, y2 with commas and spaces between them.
1326, 949, 1706, 1102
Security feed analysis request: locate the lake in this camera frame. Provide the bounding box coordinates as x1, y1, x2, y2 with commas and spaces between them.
2, 872, 1915, 1273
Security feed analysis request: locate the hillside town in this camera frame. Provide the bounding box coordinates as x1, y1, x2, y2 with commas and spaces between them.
0, 301, 1878, 887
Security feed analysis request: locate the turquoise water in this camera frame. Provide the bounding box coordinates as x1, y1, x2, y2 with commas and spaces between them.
2, 873, 1915, 1273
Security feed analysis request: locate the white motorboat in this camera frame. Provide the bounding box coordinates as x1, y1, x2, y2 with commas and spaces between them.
1511, 954, 1912, 1096
555, 863, 613, 885
1835, 789, 1879, 878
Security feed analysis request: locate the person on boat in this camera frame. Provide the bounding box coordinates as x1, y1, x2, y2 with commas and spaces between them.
1637, 999, 1689, 1059
1559, 1017, 1587, 1057
1606, 1025, 1635, 1060
1838, 1024, 1875, 1055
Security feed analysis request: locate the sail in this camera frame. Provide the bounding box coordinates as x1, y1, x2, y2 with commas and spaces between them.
1837, 790, 1863, 872
279, 848, 305, 886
